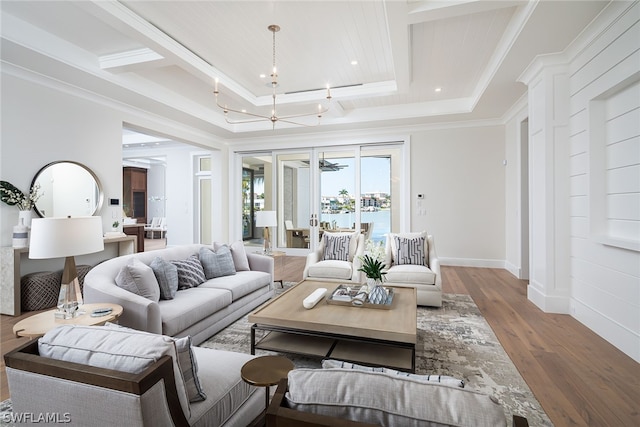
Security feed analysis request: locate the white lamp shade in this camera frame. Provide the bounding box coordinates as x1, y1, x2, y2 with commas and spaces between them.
29, 216, 104, 259
255, 210, 277, 228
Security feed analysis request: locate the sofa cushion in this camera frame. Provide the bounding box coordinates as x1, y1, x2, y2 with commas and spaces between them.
104, 323, 207, 403
115, 258, 160, 302
214, 241, 250, 271
150, 257, 179, 300
199, 246, 236, 279
38, 324, 191, 419
385, 264, 436, 285
321, 359, 464, 388
199, 270, 271, 301
285, 369, 506, 427
393, 235, 426, 266
188, 347, 257, 425
171, 254, 206, 290
159, 288, 232, 337
307, 260, 353, 280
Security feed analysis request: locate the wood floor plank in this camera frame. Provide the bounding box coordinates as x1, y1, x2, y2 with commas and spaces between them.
1, 259, 637, 427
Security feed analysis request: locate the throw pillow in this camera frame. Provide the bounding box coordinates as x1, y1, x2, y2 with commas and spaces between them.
150, 257, 179, 300
104, 323, 207, 403
286, 369, 505, 427
322, 233, 351, 261
199, 246, 236, 279
115, 258, 160, 302
394, 235, 427, 266
174, 335, 207, 402
214, 241, 250, 271
321, 359, 464, 387
171, 254, 206, 290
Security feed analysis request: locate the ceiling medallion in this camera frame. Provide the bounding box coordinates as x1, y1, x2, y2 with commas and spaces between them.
214, 25, 332, 130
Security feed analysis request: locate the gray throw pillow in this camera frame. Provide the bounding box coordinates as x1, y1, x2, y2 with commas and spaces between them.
322, 234, 351, 261
199, 246, 236, 279
394, 235, 426, 266
170, 254, 206, 290
213, 241, 250, 271
150, 257, 179, 300
321, 359, 464, 387
115, 258, 160, 302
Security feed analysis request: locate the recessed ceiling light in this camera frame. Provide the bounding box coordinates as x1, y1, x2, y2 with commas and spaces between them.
259, 74, 266, 79
435, 87, 442, 93
351, 60, 358, 65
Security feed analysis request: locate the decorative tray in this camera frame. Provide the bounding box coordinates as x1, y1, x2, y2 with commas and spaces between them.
326, 284, 394, 309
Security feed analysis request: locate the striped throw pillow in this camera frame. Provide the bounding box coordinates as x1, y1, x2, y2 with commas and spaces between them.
394, 235, 426, 266
323, 234, 351, 261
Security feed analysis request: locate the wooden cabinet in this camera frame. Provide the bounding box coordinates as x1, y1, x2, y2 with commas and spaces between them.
123, 167, 147, 224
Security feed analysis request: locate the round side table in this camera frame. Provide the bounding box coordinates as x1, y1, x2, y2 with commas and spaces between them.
12, 303, 124, 339
241, 355, 294, 411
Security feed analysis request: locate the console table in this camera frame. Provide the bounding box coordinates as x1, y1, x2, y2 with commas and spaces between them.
123, 224, 145, 252
0, 235, 136, 316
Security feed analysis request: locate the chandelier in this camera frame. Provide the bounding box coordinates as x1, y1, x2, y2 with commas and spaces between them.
214, 25, 332, 129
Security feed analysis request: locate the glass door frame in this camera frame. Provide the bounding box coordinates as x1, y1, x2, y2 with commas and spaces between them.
232, 139, 410, 254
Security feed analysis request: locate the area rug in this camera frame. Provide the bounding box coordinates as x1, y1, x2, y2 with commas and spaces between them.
201, 284, 553, 427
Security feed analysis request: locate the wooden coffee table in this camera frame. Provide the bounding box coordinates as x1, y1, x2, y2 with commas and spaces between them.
248, 280, 417, 372
13, 303, 123, 339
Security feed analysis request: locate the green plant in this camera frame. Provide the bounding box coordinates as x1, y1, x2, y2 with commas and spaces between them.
358, 254, 387, 281
0, 181, 42, 210
112, 220, 120, 228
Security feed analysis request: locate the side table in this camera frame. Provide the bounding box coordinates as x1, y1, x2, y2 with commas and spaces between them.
255, 250, 286, 287
241, 355, 294, 412
13, 303, 124, 339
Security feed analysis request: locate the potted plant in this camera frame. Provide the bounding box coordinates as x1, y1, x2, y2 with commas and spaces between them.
358, 242, 388, 304
1, 181, 42, 228
112, 220, 120, 231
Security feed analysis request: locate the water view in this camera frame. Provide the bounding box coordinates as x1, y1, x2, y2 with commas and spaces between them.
320, 209, 390, 243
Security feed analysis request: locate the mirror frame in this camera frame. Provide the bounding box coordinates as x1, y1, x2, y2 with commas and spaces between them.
31, 160, 104, 218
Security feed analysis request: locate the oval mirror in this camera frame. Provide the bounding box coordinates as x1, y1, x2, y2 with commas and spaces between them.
31, 161, 104, 218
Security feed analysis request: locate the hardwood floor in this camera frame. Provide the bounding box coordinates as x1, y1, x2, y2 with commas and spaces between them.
1, 258, 637, 426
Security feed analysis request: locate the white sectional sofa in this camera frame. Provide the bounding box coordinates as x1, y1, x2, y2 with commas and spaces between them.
83, 243, 274, 345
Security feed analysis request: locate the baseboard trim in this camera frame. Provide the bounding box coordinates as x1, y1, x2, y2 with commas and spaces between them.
527, 281, 570, 314
572, 298, 640, 363
504, 262, 522, 279
439, 257, 505, 269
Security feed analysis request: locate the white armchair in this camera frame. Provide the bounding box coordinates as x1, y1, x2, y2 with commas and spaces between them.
384, 231, 442, 307
303, 232, 365, 284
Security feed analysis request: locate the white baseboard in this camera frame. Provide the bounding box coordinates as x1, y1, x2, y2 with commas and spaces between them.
527, 280, 570, 314
504, 262, 521, 279
572, 298, 640, 363
439, 257, 505, 269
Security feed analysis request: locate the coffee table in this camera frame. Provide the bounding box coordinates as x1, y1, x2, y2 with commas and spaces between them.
13, 303, 124, 339
248, 280, 417, 372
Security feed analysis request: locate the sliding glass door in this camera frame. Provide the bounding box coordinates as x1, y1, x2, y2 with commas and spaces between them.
239, 142, 405, 253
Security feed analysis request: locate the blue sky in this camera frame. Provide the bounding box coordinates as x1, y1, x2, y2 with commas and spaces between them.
321, 156, 390, 197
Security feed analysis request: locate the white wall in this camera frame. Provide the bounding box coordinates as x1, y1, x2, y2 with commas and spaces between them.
0, 68, 226, 247
0, 73, 122, 243
517, 1, 640, 362
566, 2, 640, 362
409, 125, 506, 266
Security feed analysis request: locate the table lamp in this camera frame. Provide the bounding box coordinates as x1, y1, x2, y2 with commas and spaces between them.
29, 216, 104, 319
255, 210, 277, 254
